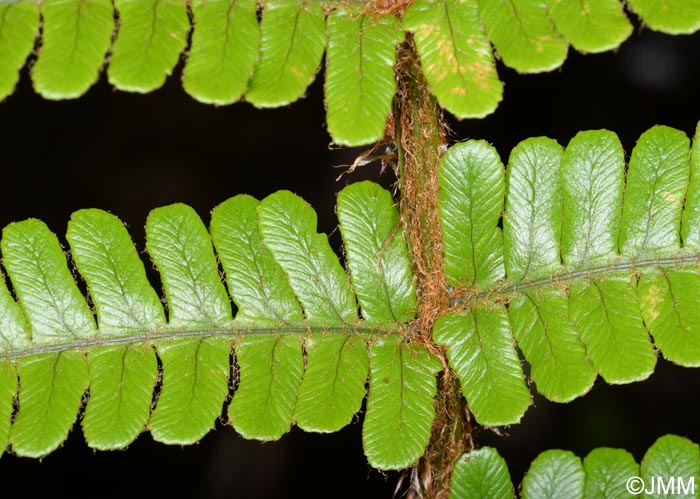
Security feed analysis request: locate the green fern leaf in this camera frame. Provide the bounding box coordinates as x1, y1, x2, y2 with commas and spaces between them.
11, 352, 89, 458
32, 0, 114, 99
229, 334, 304, 440
82, 346, 158, 450
583, 448, 639, 499
560, 130, 624, 265
624, 128, 700, 367
245, 0, 326, 108
521, 449, 585, 499
151, 337, 230, 444
66, 209, 166, 335
626, 0, 700, 34
293, 334, 369, 433
0, 181, 424, 467
7, 120, 700, 474
402, 0, 503, 118
504, 137, 564, 281
337, 181, 416, 324
2, 219, 96, 340
433, 306, 531, 426
436, 140, 530, 425
0, 1, 38, 102
363, 337, 441, 470
146, 203, 231, 327
641, 435, 700, 499
543, 0, 632, 54
108, 0, 189, 92
440, 123, 700, 426
449, 447, 514, 499
439, 140, 505, 287
325, 8, 402, 146
66, 208, 164, 449
0, 361, 16, 459
145, 204, 231, 443
477, 0, 568, 73
452, 436, 697, 498
560, 130, 656, 384
1, 219, 93, 458
4, 0, 699, 122
183, 0, 259, 105
682, 124, 700, 248
257, 190, 356, 324
210, 194, 303, 324
504, 138, 596, 402
619, 126, 690, 257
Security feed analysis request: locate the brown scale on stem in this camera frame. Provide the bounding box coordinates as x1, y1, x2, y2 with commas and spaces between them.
390, 36, 473, 499
365, 0, 413, 16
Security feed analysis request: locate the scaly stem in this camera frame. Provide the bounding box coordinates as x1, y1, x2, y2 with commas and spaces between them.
394, 36, 472, 499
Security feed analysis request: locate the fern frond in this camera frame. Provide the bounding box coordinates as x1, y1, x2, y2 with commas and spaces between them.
4, 123, 700, 470
449, 434, 699, 499
437, 123, 700, 426
0, 181, 439, 471
2, 0, 698, 144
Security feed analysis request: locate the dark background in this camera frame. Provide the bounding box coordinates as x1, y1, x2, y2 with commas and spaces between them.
0, 20, 700, 499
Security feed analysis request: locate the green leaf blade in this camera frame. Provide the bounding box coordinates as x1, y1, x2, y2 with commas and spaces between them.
681, 123, 700, 248
145, 203, 231, 328
294, 335, 368, 433
10, 352, 89, 458
439, 140, 505, 288
504, 136, 564, 280
150, 338, 230, 444
619, 125, 690, 258
229, 335, 304, 440
32, 0, 114, 99
183, 0, 259, 105
627, 0, 700, 34
544, 0, 632, 53
0, 271, 30, 353
211, 195, 303, 324
2, 219, 96, 343
337, 181, 416, 324
82, 345, 158, 450
67, 208, 166, 336
570, 275, 656, 384
0, 1, 39, 102
363, 338, 441, 470
433, 307, 530, 426
583, 447, 639, 499
450, 447, 515, 499
403, 0, 503, 118
108, 0, 189, 93
0, 360, 16, 458
638, 269, 700, 366
522, 449, 585, 499
561, 130, 625, 266
641, 435, 700, 499
245, 0, 326, 108
257, 191, 356, 325
478, 0, 568, 73
510, 289, 596, 402
325, 9, 401, 146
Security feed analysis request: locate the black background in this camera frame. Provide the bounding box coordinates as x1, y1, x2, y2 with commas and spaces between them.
1, 19, 700, 499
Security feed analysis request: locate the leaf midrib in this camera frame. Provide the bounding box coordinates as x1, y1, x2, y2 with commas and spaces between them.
455, 253, 700, 303
0, 324, 395, 360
